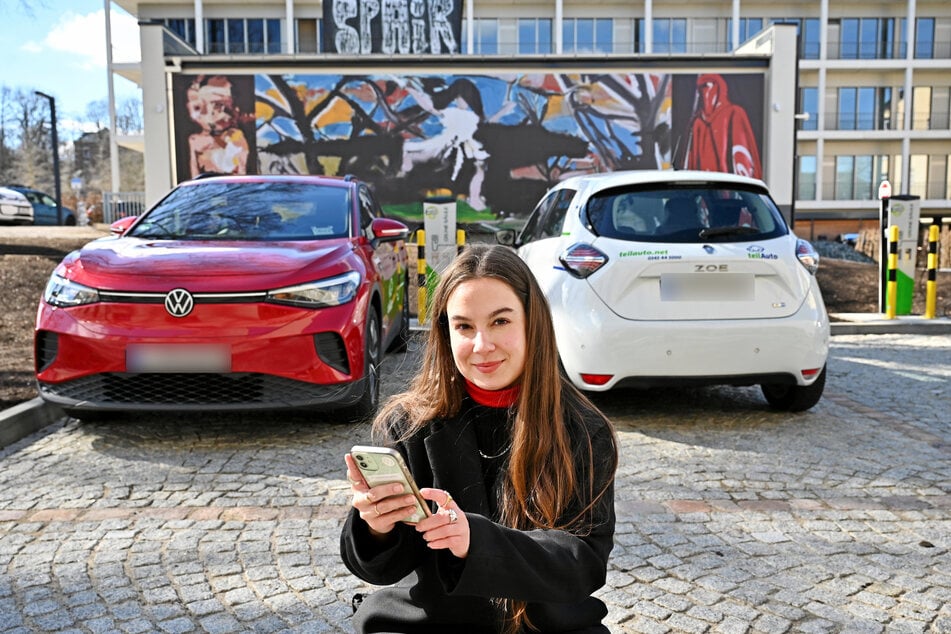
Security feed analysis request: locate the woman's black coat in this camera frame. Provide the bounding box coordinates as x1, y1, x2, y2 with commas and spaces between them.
340, 400, 616, 632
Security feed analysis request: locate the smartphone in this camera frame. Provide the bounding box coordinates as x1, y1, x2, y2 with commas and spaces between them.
350, 445, 432, 524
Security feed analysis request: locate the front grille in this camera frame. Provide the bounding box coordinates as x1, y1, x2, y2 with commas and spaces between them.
35, 331, 58, 372
314, 332, 350, 374
39, 372, 362, 410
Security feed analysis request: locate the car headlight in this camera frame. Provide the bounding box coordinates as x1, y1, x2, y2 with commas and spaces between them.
44, 274, 100, 307
266, 271, 360, 308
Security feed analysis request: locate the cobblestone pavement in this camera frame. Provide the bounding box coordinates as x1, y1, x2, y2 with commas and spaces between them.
0, 334, 948, 633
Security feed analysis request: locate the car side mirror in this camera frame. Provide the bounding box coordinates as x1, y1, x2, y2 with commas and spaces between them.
110, 216, 137, 235
495, 229, 517, 247
368, 217, 410, 246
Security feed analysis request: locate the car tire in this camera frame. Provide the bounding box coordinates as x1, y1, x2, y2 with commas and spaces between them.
760, 365, 826, 412
387, 272, 410, 354
342, 306, 382, 423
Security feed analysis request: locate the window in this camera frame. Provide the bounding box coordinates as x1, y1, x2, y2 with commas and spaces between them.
899, 17, 936, 59
834, 156, 888, 200
563, 18, 613, 54
228, 19, 246, 54
798, 156, 817, 200
837, 87, 877, 130
652, 18, 687, 54
802, 19, 820, 59
165, 18, 197, 48
909, 154, 928, 198
727, 18, 763, 50
207, 19, 226, 53
518, 18, 552, 54
800, 87, 818, 131
205, 18, 282, 55
520, 189, 576, 243
913, 86, 932, 130
835, 156, 855, 200
296, 18, 321, 53
839, 18, 898, 59
878, 87, 895, 130
916, 18, 935, 58
465, 19, 498, 54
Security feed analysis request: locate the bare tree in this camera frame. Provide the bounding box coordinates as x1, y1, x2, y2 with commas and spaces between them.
116, 97, 144, 135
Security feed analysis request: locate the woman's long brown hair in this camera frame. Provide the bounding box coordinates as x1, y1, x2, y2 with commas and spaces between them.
373, 244, 617, 633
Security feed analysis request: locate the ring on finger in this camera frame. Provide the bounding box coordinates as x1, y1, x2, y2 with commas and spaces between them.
447, 508, 458, 524
374, 503, 381, 516
442, 492, 453, 508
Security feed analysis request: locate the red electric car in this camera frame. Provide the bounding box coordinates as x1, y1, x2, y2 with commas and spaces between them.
34, 174, 411, 422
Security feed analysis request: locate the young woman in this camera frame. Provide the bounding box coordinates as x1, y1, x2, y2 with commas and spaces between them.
341, 244, 618, 633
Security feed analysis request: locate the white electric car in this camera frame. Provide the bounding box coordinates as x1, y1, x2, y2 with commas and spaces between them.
499, 170, 830, 411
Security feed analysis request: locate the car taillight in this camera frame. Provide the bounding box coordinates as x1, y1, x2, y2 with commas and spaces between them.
801, 367, 822, 380
796, 239, 820, 275
559, 243, 608, 279
580, 373, 613, 386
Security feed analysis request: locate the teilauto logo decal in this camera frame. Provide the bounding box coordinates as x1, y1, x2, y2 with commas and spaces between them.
746, 245, 778, 260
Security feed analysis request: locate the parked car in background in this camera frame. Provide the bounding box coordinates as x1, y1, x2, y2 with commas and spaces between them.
0, 186, 33, 225
498, 170, 830, 412
34, 174, 411, 422
7, 186, 76, 225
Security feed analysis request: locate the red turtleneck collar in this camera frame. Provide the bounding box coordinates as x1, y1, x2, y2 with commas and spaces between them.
464, 379, 520, 408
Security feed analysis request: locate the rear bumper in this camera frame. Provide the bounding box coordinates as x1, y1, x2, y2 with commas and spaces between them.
553, 285, 830, 391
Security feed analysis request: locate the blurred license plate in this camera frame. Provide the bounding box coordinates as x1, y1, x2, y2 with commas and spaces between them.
126, 344, 231, 373
661, 273, 753, 301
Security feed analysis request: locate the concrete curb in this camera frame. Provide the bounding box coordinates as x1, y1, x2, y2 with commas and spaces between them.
0, 397, 64, 450
3, 316, 949, 452
829, 314, 951, 335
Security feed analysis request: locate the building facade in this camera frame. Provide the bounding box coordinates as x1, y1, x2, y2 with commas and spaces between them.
112, 0, 951, 237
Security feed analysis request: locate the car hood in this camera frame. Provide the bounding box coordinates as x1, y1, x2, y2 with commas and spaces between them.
60, 237, 357, 292
587, 236, 814, 320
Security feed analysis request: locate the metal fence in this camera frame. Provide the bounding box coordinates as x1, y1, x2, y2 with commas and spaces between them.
102, 191, 147, 224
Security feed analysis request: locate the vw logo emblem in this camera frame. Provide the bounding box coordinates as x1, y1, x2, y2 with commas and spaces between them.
165, 288, 194, 317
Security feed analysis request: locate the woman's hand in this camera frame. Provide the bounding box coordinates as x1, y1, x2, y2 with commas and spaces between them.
344, 454, 422, 538
416, 488, 470, 559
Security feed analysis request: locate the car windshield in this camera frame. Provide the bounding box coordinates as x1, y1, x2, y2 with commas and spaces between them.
128, 181, 352, 241
585, 184, 788, 244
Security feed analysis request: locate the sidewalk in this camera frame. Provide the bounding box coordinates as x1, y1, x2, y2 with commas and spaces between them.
829, 312, 951, 335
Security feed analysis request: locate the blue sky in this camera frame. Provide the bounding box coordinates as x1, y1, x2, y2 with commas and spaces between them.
1, 0, 141, 134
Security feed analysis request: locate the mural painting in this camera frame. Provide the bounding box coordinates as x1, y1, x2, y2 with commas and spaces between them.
172, 71, 764, 223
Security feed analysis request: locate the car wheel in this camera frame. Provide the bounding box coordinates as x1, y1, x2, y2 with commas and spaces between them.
760, 365, 826, 412
387, 272, 410, 354
343, 306, 382, 423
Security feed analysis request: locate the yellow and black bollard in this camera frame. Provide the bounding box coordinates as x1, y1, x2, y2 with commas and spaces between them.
415, 228, 466, 326
885, 225, 899, 320
925, 225, 939, 319
416, 229, 427, 325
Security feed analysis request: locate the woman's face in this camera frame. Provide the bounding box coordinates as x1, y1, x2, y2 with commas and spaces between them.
445, 277, 527, 391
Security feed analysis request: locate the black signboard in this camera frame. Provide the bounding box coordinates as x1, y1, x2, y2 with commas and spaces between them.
322, 0, 463, 55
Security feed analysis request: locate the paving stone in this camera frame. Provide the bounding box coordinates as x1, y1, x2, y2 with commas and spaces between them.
0, 334, 949, 631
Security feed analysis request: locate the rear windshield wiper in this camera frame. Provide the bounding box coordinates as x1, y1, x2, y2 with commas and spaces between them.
698, 225, 762, 239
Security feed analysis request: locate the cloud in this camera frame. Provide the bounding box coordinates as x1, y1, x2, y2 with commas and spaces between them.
43, 8, 140, 68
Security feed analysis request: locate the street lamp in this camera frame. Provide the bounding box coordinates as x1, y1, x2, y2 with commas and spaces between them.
34, 91, 63, 225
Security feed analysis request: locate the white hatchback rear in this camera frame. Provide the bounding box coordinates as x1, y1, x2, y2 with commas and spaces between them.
0, 187, 33, 225
504, 170, 830, 411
